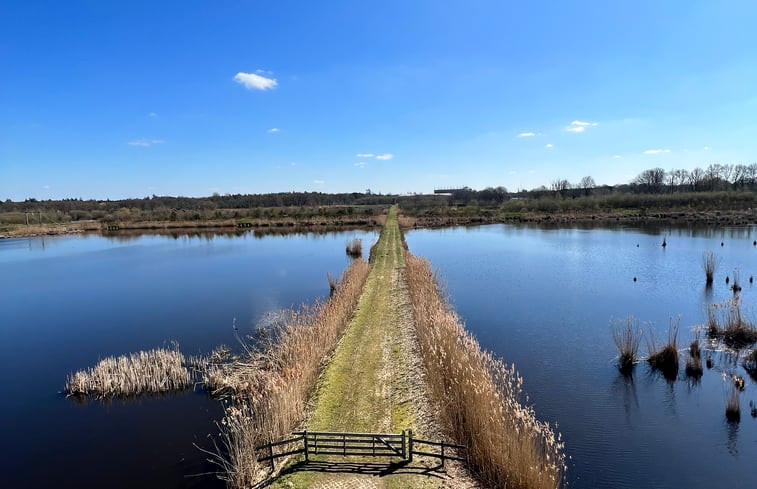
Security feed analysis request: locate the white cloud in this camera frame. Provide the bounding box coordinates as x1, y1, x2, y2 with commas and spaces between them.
703, 146, 711, 151
148, 112, 158, 118
354, 162, 367, 168
375, 153, 394, 160
517, 132, 535, 138
267, 127, 280, 134
643, 149, 671, 155
128, 138, 164, 147
356, 153, 375, 158
612, 155, 622, 159
233, 71, 278, 90
42, 185, 51, 189
313, 179, 325, 185
565, 120, 598, 133
545, 143, 553, 149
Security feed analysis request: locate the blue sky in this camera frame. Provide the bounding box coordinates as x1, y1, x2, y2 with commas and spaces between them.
2, 1, 756, 200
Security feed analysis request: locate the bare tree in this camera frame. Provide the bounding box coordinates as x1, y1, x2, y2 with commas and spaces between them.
633, 168, 666, 193
579, 176, 596, 189
550, 179, 571, 192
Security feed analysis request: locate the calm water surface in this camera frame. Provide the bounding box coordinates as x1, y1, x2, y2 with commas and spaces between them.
406, 223, 757, 489
0, 229, 376, 489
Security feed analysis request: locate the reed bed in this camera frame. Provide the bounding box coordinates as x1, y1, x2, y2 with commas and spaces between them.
65, 347, 190, 398
207, 258, 371, 487
702, 251, 719, 286
612, 317, 643, 375
345, 237, 363, 258
405, 254, 565, 489
707, 298, 757, 348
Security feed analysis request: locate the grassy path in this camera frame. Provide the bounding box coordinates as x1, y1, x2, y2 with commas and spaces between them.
272, 208, 473, 489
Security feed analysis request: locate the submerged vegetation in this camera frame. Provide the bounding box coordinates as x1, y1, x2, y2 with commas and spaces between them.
612, 317, 643, 375
405, 253, 565, 489
65, 346, 190, 398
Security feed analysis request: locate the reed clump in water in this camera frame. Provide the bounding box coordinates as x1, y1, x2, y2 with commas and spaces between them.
65, 346, 190, 398
706, 298, 757, 348
647, 319, 679, 381
206, 258, 371, 487
725, 385, 741, 422
685, 339, 703, 379
702, 251, 719, 286
612, 317, 643, 375
405, 254, 565, 489
345, 237, 362, 258
731, 268, 742, 293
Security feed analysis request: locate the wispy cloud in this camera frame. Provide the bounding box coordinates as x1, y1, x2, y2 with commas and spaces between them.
517, 132, 535, 138
356, 153, 375, 158
354, 162, 367, 168
612, 155, 622, 159
267, 127, 280, 134
128, 138, 164, 147
545, 143, 553, 149
148, 112, 158, 118
703, 146, 711, 151
643, 149, 671, 155
565, 120, 598, 133
313, 179, 325, 185
375, 153, 394, 160
233, 71, 278, 90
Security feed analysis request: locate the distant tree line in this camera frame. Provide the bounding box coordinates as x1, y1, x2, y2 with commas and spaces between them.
3, 163, 756, 222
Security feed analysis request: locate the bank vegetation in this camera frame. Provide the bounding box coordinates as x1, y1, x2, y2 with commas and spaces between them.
405, 254, 565, 489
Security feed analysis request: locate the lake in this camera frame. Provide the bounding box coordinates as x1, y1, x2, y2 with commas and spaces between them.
406, 223, 757, 489
0, 228, 377, 489
3, 223, 756, 489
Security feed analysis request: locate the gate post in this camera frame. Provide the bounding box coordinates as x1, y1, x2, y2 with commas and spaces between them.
401, 430, 406, 459
304, 430, 309, 462
408, 429, 413, 462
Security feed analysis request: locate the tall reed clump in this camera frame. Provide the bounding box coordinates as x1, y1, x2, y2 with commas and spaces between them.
612, 317, 643, 375
345, 237, 362, 258
405, 254, 565, 489
702, 251, 719, 286
706, 298, 757, 348
647, 318, 679, 381
65, 346, 189, 398
208, 258, 370, 487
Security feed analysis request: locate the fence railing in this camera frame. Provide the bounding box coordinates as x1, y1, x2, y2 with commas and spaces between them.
255, 429, 466, 471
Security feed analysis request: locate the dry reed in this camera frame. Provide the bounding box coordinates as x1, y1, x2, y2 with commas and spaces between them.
702, 251, 719, 286
345, 237, 362, 258
612, 317, 643, 375
731, 268, 742, 293
65, 346, 190, 398
647, 318, 679, 381
405, 253, 565, 489
208, 258, 371, 487
706, 298, 757, 348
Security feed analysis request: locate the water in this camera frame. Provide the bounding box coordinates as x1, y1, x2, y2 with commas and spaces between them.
406, 223, 757, 489
0, 229, 376, 489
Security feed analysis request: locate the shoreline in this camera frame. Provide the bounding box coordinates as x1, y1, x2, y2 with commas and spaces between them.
3, 208, 755, 239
